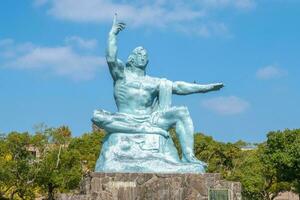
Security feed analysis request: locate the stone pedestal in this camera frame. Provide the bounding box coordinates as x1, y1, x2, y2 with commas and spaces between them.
58, 172, 242, 200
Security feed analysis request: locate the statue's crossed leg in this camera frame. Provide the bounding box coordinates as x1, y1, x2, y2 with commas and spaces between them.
93, 106, 206, 166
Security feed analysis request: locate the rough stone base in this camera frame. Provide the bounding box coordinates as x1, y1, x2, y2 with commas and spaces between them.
58, 172, 242, 200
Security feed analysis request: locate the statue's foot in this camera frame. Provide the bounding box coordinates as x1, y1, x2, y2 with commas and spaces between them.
182, 153, 207, 167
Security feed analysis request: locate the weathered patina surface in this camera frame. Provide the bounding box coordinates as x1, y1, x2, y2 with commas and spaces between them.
92, 14, 224, 173
58, 172, 241, 200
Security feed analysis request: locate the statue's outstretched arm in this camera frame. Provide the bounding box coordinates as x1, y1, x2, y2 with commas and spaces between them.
172, 81, 224, 95
106, 14, 126, 81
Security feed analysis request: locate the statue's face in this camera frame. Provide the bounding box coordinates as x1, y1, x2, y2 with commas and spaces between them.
128, 47, 148, 69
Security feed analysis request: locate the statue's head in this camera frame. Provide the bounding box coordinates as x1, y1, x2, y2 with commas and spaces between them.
126, 46, 148, 70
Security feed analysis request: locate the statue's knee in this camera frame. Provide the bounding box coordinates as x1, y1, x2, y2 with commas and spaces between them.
176, 107, 190, 119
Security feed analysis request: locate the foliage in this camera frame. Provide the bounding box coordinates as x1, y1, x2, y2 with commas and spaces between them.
0, 132, 36, 200
33, 126, 82, 200
169, 128, 182, 158
229, 146, 291, 200
193, 133, 243, 176
68, 130, 105, 171
0, 126, 85, 200
0, 126, 299, 200
262, 129, 300, 193
192, 132, 294, 200
35, 148, 82, 200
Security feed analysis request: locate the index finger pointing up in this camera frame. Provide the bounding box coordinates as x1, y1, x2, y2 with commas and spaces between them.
113, 13, 118, 25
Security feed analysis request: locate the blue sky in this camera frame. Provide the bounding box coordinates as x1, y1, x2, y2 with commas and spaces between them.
0, 0, 299, 142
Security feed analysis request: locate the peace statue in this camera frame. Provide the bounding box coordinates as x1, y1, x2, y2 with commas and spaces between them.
92, 14, 224, 173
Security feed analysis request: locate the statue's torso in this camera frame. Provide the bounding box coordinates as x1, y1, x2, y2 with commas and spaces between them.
114, 75, 159, 115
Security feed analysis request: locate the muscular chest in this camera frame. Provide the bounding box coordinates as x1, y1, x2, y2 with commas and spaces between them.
114, 78, 158, 99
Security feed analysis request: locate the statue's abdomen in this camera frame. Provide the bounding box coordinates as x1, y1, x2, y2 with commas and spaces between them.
114, 80, 154, 114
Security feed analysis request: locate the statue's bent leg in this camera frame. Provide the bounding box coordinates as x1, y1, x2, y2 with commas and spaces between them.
92, 110, 168, 137
156, 106, 202, 164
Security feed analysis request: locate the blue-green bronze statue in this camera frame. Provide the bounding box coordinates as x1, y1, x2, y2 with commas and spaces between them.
92, 14, 224, 173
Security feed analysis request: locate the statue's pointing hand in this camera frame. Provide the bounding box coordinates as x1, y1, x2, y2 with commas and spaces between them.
211, 83, 224, 91
111, 14, 126, 35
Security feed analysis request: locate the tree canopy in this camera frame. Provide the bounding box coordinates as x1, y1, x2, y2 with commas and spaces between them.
0, 126, 299, 200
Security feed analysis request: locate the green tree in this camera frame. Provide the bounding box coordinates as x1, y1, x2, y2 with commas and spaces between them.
262, 129, 300, 194
68, 130, 105, 171
36, 148, 81, 200
194, 133, 243, 177
0, 134, 12, 199
193, 133, 291, 200
34, 126, 82, 200
229, 146, 291, 200
0, 132, 36, 200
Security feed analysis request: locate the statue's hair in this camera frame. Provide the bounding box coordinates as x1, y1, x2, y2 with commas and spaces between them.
126, 46, 147, 66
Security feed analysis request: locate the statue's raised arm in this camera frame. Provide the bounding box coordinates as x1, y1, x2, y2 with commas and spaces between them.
106, 14, 126, 81
172, 81, 224, 95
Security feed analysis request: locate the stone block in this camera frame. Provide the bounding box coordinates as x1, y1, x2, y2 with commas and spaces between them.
58, 173, 242, 200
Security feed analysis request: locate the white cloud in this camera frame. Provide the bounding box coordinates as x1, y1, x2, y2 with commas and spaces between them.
199, 0, 256, 10
45, 0, 203, 27
176, 21, 231, 38
0, 37, 105, 81
256, 65, 287, 80
33, 0, 256, 37
65, 36, 98, 50
0, 39, 35, 58
201, 96, 249, 115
